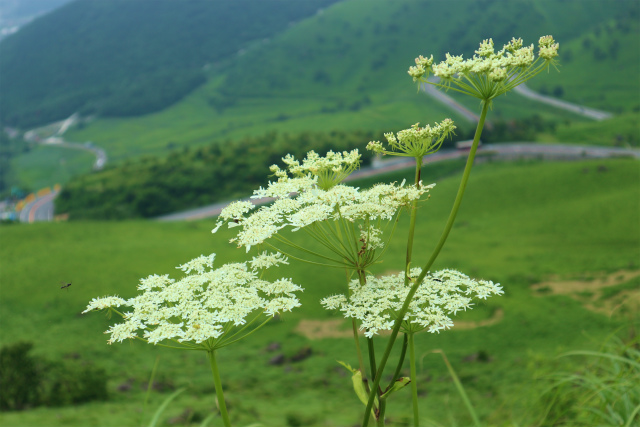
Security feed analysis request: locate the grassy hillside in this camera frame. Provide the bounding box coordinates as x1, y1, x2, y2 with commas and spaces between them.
529, 4, 640, 113
8, 0, 639, 193
0, 0, 338, 128
61, 0, 637, 156
56, 130, 379, 219
1, 158, 638, 426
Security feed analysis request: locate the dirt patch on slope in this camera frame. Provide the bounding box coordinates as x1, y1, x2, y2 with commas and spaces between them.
531, 270, 640, 316
296, 309, 504, 340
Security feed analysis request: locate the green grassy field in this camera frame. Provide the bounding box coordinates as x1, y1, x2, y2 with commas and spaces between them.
11, 144, 95, 192
1, 157, 638, 426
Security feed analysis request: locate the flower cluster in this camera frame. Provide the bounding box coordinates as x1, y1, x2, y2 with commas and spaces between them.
321, 269, 503, 337
275, 149, 361, 190
213, 150, 435, 253
83, 253, 302, 345
408, 36, 559, 101
367, 119, 456, 158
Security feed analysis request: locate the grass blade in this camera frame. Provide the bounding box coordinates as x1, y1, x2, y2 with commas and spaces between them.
147, 387, 187, 427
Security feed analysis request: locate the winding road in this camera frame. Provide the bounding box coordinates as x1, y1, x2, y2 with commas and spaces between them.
18, 81, 631, 223
24, 113, 107, 171
18, 189, 60, 223
421, 78, 613, 123
155, 143, 640, 222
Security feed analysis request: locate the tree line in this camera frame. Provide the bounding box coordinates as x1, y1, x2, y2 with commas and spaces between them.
57, 130, 379, 220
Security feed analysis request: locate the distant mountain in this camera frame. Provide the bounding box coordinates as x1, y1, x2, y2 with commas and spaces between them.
0, 0, 339, 128
0, 0, 72, 39
222, 0, 636, 108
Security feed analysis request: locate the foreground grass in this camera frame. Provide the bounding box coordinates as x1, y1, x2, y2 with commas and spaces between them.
0, 158, 638, 426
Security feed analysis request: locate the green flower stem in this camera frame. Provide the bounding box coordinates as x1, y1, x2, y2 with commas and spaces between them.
377, 398, 387, 427
408, 332, 419, 427
359, 270, 378, 396
367, 337, 378, 392
218, 316, 272, 348
352, 318, 370, 390
362, 101, 490, 427
390, 333, 409, 384
350, 269, 370, 392
208, 350, 231, 427
404, 157, 422, 274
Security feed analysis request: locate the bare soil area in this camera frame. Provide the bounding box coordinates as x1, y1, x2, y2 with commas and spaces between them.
296, 308, 505, 340
531, 269, 640, 316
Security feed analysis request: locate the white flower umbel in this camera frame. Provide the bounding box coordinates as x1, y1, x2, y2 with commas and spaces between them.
212, 150, 435, 269
321, 269, 503, 337
409, 36, 559, 102
367, 120, 456, 159
83, 253, 302, 349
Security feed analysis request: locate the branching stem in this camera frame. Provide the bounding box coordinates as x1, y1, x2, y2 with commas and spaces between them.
361, 101, 490, 427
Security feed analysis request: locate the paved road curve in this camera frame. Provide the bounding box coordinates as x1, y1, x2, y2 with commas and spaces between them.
24, 113, 108, 171
513, 84, 613, 121
422, 78, 613, 122
19, 190, 60, 223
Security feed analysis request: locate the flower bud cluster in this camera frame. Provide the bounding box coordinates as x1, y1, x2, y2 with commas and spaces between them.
83, 253, 302, 345
408, 36, 559, 101
367, 119, 456, 158
273, 149, 360, 190
321, 269, 503, 337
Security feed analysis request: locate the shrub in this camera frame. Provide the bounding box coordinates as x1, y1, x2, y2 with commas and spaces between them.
0, 342, 108, 411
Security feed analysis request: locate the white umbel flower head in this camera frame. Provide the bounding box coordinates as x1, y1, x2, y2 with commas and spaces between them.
212, 150, 435, 259
84, 253, 303, 346
321, 269, 503, 337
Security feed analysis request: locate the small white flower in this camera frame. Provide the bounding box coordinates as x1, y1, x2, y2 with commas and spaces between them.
250, 252, 289, 270
83, 296, 127, 313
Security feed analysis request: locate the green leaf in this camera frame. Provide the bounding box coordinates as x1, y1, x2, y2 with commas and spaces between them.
337, 361, 378, 410
337, 360, 357, 374
351, 369, 371, 407
381, 377, 411, 399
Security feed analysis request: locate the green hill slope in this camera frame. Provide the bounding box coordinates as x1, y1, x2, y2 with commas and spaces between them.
529, 4, 640, 112
6, 0, 639, 194
63, 0, 637, 158
0, 0, 338, 128
0, 158, 638, 425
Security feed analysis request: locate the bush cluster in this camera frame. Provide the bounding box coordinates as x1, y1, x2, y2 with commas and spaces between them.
57, 130, 379, 220
0, 342, 108, 411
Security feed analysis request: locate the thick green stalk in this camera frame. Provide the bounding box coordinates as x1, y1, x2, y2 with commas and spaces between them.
367, 337, 378, 391
408, 333, 419, 427
361, 101, 490, 427
404, 157, 422, 272
377, 398, 387, 427
390, 333, 409, 383
208, 350, 231, 427
350, 269, 369, 387
352, 318, 369, 388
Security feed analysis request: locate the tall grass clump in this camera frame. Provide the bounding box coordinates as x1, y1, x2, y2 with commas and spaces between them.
538, 326, 640, 426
